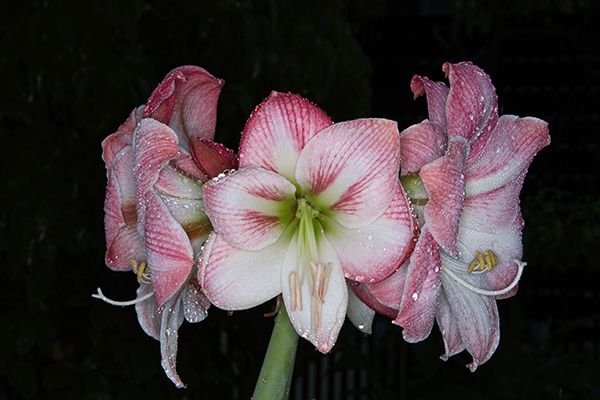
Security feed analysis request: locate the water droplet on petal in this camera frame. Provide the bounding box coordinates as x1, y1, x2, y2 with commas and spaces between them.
227, 310, 234, 316
412, 292, 419, 301
367, 235, 373, 241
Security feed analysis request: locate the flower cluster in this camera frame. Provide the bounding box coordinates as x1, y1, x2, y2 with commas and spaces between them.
98, 62, 549, 386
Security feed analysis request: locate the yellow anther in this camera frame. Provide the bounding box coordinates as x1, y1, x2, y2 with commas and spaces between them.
467, 250, 499, 273
130, 259, 150, 284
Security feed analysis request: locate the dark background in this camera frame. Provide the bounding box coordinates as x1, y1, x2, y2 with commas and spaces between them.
1, 0, 599, 399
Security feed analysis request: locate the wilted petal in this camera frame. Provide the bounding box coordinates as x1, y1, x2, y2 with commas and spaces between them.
239, 91, 333, 183
420, 135, 469, 257
410, 75, 449, 127
439, 257, 500, 371
399, 120, 447, 175
318, 183, 417, 283
145, 191, 195, 309
346, 286, 376, 334
393, 227, 442, 343
204, 167, 298, 251
443, 62, 499, 144
297, 119, 400, 229
281, 227, 347, 353
144, 66, 224, 147
199, 231, 287, 310
104, 147, 145, 271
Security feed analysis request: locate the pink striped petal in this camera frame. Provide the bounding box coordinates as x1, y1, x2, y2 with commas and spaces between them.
349, 279, 400, 319
144, 66, 224, 146
280, 227, 347, 353
104, 147, 145, 270
399, 120, 447, 175
203, 167, 297, 251
410, 75, 449, 127
199, 232, 286, 310
101, 106, 144, 171
420, 135, 469, 257
439, 260, 500, 371
393, 227, 442, 343
443, 62, 499, 144
144, 191, 195, 309
465, 115, 551, 197
297, 119, 400, 229
366, 260, 407, 312
239, 92, 333, 182
319, 183, 418, 283
189, 136, 238, 179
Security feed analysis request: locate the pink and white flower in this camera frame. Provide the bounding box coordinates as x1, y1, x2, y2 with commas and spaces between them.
199, 92, 417, 352
354, 62, 550, 370
99, 65, 235, 387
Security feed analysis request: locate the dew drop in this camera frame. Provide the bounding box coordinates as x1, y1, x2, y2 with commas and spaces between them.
412, 292, 419, 301
227, 310, 234, 316
367, 235, 373, 241
358, 324, 365, 330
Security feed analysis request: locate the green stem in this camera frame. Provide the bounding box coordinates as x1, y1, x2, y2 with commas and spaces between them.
252, 304, 299, 400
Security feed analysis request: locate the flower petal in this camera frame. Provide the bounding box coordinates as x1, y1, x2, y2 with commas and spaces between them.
410, 75, 449, 127
349, 278, 400, 319
399, 120, 447, 175
439, 258, 500, 371
281, 227, 347, 353
144, 66, 224, 147
420, 135, 469, 257
199, 231, 287, 310
443, 61, 499, 144
204, 167, 298, 251
104, 146, 145, 270
346, 285, 376, 334
393, 227, 442, 343
465, 115, 550, 198
135, 283, 160, 340
133, 119, 181, 237
297, 119, 400, 229
435, 289, 466, 360
318, 183, 418, 283
159, 292, 186, 388
101, 106, 144, 171
145, 190, 195, 309
189, 136, 238, 179
181, 282, 210, 323
239, 91, 333, 183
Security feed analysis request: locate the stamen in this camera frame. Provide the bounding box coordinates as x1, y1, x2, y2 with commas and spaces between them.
263, 294, 282, 317
309, 261, 333, 330
442, 259, 526, 296
467, 250, 499, 274
92, 287, 155, 306
289, 271, 302, 312
131, 259, 151, 284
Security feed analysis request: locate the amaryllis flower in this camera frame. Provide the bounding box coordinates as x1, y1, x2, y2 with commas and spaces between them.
97, 66, 236, 387
198, 92, 417, 352
354, 62, 550, 371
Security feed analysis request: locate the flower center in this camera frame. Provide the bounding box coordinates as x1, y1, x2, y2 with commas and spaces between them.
440, 251, 525, 296
287, 198, 333, 331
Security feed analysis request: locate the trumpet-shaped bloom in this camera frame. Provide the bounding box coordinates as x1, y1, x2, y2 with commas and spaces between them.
100, 66, 233, 387
199, 92, 417, 352
354, 62, 550, 370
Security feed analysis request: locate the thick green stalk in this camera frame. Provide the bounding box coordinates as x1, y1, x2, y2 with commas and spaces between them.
252, 305, 299, 400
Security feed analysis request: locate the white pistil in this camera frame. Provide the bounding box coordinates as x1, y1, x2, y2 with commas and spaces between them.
92, 287, 155, 306
289, 271, 302, 312
442, 259, 526, 296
